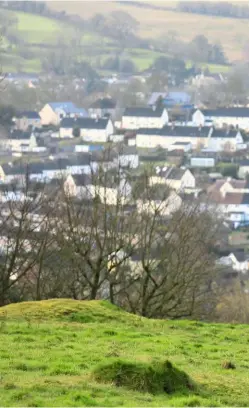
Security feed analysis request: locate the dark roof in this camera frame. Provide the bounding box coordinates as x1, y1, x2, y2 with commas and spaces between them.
60, 117, 110, 130
8, 130, 33, 140
67, 154, 91, 167
157, 167, 186, 180
119, 146, 138, 156
123, 107, 165, 118
72, 174, 91, 186
90, 98, 116, 110
18, 111, 40, 119
137, 126, 210, 138
201, 107, 249, 118
211, 128, 240, 139
238, 159, 249, 167
168, 168, 186, 180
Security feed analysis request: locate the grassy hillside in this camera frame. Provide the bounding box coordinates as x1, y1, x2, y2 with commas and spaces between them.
48, 1, 248, 61
0, 299, 249, 406
1, 6, 232, 74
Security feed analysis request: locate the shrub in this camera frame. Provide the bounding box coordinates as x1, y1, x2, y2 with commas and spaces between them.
93, 358, 192, 394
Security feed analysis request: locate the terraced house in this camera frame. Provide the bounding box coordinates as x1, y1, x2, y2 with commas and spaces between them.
136, 126, 244, 151
60, 117, 114, 142
192, 107, 249, 130
122, 106, 168, 129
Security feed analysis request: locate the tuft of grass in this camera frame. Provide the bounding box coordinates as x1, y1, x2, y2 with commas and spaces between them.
93, 358, 193, 394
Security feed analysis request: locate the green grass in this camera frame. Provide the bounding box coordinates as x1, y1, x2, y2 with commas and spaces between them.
0, 299, 249, 406
0, 8, 230, 74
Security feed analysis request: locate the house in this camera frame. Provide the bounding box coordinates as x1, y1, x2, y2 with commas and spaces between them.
60, 117, 114, 142
13, 111, 41, 131
168, 142, 192, 152
163, 91, 192, 108
150, 167, 196, 191
39, 102, 88, 126
117, 146, 139, 169
192, 107, 249, 130
207, 178, 249, 227
89, 97, 116, 118
217, 251, 249, 273
3, 130, 37, 152
136, 126, 244, 151
207, 128, 245, 152
238, 160, 249, 179
147, 92, 168, 107
63, 174, 91, 197
190, 154, 216, 168
136, 126, 211, 149
122, 107, 168, 129
137, 191, 182, 217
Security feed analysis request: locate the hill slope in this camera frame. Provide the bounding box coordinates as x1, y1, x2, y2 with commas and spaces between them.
0, 299, 249, 406
48, 1, 248, 61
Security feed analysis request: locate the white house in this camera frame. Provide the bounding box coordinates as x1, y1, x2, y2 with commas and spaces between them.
136, 126, 244, 152
217, 252, 249, 273
39, 102, 88, 126
137, 191, 182, 216
60, 117, 114, 142
136, 126, 211, 149
192, 107, 249, 130
149, 167, 196, 192
117, 146, 139, 169
2, 130, 37, 152
122, 107, 168, 129
238, 160, 249, 179
13, 111, 41, 131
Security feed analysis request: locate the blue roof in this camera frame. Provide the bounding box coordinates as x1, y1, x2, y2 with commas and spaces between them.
48, 102, 88, 116
163, 92, 191, 106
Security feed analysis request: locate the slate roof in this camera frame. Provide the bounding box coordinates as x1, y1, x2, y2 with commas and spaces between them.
147, 92, 167, 106
119, 146, 138, 156
8, 130, 33, 140
201, 107, 249, 118
211, 128, 240, 139
72, 174, 91, 186
156, 167, 186, 180
18, 111, 40, 119
123, 107, 165, 118
137, 126, 211, 138
60, 117, 110, 130
48, 102, 87, 116
90, 98, 116, 109
238, 159, 249, 167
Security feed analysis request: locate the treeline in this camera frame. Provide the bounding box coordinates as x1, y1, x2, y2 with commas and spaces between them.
178, 1, 249, 19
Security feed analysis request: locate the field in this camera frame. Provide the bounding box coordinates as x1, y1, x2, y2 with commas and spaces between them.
0, 5, 233, 74
48, 1, 249, 62
0, 299, 249, 406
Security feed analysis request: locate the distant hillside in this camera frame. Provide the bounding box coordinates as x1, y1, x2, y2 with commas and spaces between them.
0, 298, 249, 406
47, 1, 249, 61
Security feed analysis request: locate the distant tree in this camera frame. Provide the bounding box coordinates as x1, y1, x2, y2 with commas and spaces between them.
72, 127, 80, 138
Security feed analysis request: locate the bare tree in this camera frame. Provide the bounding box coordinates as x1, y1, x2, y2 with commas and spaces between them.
0, 177, 57, 305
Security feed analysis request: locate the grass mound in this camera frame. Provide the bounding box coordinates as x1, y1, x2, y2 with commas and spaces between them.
0, 299, 129, 323
93, 358, 192, 394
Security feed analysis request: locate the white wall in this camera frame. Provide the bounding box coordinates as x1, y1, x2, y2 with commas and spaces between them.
122, 109, 168, 129
118, 154, 139, 169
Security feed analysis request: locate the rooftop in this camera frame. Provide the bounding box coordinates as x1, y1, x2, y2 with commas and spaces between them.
123, 107, 165, 118
200, 107, 249, 118
60, 117, 110, 130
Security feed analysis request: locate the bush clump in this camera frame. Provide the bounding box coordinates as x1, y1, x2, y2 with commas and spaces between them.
93, 358, 192, 394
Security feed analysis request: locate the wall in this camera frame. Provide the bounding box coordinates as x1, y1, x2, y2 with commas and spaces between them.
39, 104, 58, 126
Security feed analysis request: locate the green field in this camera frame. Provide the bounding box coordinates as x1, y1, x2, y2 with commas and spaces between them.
0, 299, 249, 406
0, 7, 231, 75
48, 1, 249, 61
